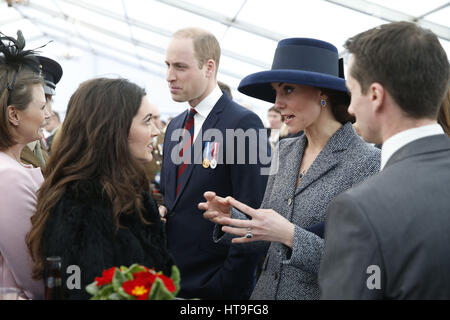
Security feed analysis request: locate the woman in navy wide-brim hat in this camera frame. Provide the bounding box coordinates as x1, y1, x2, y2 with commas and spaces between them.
200, 38, 381, 299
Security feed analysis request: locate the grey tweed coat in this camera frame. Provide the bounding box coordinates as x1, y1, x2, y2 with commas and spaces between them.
215, 122, 381, 300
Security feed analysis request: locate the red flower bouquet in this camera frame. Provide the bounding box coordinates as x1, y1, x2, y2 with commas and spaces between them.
86, 264, 180, 300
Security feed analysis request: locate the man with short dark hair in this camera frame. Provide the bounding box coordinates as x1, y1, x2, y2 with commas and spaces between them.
319, 21, 450, 299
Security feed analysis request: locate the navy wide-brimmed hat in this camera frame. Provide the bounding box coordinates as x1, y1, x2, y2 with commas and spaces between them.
238, 38, 347, 103
37, 56, 63, 96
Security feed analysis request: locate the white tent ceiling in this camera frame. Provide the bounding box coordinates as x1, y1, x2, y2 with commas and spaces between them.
1, 0, 449, 123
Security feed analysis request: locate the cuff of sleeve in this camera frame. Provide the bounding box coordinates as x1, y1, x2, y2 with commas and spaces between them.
281, 224, 323, 274
212, 207, 249, 243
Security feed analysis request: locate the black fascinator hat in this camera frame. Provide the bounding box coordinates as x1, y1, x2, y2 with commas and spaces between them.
0, 30, 50, 97
0, 30, 41, 74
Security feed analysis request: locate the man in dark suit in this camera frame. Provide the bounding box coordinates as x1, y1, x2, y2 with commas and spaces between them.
160, 27, 269, 299
319, 22, 450, 299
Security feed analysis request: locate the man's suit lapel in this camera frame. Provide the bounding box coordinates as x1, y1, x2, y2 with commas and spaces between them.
384, 134, 450, 169
171, 94, 227, 208
294, 123, 353, 196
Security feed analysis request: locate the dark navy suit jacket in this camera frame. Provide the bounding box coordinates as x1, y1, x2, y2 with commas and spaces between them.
160, 93, 270, 299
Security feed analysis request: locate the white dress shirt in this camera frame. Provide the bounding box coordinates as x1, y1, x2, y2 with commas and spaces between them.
189, 85, 223, 141
381, 123, 445, 170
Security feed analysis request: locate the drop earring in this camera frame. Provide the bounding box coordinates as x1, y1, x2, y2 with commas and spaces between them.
320, 99, 327, 107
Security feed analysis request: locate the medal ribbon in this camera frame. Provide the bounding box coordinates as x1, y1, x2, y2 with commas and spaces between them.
203, 142, 211, 163
212, 142, 218, 163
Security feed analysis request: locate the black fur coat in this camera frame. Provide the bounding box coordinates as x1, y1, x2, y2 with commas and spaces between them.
42, 180, 174, 299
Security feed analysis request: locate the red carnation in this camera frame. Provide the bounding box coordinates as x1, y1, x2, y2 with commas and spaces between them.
95, 267, 116, 286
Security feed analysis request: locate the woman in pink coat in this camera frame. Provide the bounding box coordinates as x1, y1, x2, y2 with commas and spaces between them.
0, 31, 49, 299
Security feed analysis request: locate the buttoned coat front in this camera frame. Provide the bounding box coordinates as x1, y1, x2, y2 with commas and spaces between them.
222, 123, 381, 300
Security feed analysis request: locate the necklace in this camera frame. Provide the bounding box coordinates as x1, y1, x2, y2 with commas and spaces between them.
298, 168, 307, 183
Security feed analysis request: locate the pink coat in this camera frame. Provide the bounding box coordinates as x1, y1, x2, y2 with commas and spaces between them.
0, 151, 44, 299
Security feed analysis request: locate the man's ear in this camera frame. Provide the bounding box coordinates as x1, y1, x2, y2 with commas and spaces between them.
369, 82, 385, 114
7, 105, 20, 126
205, 59, 216, 78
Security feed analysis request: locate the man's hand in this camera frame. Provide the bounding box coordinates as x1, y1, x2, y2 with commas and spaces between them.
159, 205, 168, 223
198, 191, 232, 224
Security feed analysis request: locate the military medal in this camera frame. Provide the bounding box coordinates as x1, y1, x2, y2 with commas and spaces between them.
210, 158, 217, 169
210, 142, 219, 169
202, 142, 211, 168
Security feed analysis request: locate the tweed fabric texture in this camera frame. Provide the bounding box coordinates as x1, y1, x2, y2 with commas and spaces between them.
216, 122, 381, 300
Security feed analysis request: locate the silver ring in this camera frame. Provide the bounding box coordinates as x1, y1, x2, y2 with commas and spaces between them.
245, 227, 253, 239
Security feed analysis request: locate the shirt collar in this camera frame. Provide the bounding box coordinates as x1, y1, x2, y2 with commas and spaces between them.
27, 140, 38, 151
381, 123, 444, 170
188, 85, 223, 119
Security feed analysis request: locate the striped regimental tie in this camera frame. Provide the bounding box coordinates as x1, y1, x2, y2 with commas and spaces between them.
176, 108, 197, 196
